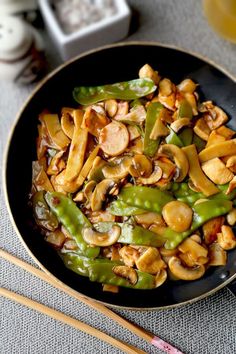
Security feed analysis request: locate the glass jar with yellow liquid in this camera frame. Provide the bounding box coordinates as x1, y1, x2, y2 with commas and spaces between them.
203, 0, 236, 43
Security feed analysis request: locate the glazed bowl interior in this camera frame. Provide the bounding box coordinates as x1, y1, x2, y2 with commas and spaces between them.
5, 42, 236, 309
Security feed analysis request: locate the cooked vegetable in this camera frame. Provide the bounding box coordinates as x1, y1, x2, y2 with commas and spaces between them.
183, 144, 219, 196
162, 200, 193, 232
99, 121, 129, 156
45, 192, 100, 258
144, 102, 163, 157
32, 65, 236, 292
73, 78, 157, 105
118, 186, 174, 213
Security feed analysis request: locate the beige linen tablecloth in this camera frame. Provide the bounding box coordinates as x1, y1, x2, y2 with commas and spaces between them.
1, 1, 236, 353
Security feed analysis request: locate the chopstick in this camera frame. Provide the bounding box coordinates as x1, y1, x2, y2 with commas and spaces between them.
0, 287, 144, 354
0, 249, 184, 354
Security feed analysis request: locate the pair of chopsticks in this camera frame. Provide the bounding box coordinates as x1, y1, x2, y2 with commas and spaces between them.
0, 249, 184, 354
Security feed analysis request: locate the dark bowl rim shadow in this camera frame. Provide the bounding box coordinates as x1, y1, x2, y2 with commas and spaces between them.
3, 40, 236, 310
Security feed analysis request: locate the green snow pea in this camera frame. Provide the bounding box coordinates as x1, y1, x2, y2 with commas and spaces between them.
45, 192, 100, 258
165, 128, 184, 147
173, 182, 236, 205
95, 222, 165, 247
73, 78, 156, 105
178, 99, 193, 119
118, 186, 174, 213
108, 200, 145, 216
144, 102, 163, 157
61, 252, 157, 289
178, 127, 193, 146
164, 199, 232, 249
32, 191, 58, 231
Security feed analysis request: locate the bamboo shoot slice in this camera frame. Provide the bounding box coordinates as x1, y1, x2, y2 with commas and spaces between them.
199, 139, 236, 163
183, 144, 219, 196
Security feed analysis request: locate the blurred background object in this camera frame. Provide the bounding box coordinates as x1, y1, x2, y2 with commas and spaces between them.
38, 0, 131, 60
0, 15, 45, 83
0, 0, 42, 26
203, 0, 236, 43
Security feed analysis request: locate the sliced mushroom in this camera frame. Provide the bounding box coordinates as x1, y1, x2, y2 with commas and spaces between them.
226, 156, 236, 173
178, 238, 208, 261
82, 225, 121, 246
90, 179, 117, 211
204, 105, 228, 130
202, 216, 225, 244
139, 63, 160, 85
82, 107, 110, 137
102, 284, 119, 293
136, 247, 166, 274
184, 93, 198, 115
114, 105, 146, 124
159, 144, 189, 182
61, 108, 74, 139
155, 156, 176, 180
112, 265, 138, 285
149, 112, 169, 140
102, 157, 132, 179
119, 245, 140, 267
137, 162, 162, 185
127, 125, 141, 141
104, 99, 118, 118
226, 175, 236, 195
47, 150, 65, 176
208, 243, 227, 266
226, 208, 236, 226
46, 229, 66, 248
155, 269, 167, 287
168, 256, 205, 280
201, 157, 233, 185
162, 201, 193, 232
177, 78, 197, 93
99, 121, 129, 156
129, 137, 144, 154
170, 118, 191, 133
129, 154, 153, 178
217, 225, 236, 250
88, 210, 115, 223
134, 212, 165, 227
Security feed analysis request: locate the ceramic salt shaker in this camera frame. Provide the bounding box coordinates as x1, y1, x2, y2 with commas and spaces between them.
0, 16, 45, 84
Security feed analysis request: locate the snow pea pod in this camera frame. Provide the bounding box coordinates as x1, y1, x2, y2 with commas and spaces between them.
73, 78, 156, 105
178, 99, 193, 119
45, 192, 100, 258
95, 222, 165, 247
164, 199, 232, 249
118, 186, 174, 213
108, 200, 145, 216
144, 102, 163, 157
173, 182, 236, 205
178, 127, 193, 146
61, 252, 157, 289
165, 128, 184, 147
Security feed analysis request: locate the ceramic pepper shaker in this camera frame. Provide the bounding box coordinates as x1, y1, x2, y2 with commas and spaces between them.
0, 16, 45, 84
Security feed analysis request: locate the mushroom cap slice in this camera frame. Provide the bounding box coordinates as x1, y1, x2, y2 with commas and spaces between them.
170, 118, 191, 133
102, 157, 132, 179
168, 256, 205, 280
159, 144, 189, 182
137, 162, 162, 185
82, 225, 121, 247
90, 179, 117, 211
112, 265, 138, 285
155, 269, 167, 287
129, 154, 153, 178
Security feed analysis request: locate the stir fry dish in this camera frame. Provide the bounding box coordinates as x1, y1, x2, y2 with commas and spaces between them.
31, 64, 236, 292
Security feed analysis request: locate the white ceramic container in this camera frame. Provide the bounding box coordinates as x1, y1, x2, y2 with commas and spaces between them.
38, 0, 131, 60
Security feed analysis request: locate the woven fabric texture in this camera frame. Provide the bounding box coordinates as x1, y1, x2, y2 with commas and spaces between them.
1, 1, 236, 353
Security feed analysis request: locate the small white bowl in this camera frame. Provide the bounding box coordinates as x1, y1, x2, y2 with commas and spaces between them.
38, 0, 131, 61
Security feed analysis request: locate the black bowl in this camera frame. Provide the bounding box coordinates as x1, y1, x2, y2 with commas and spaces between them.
4, 42, 236, 309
